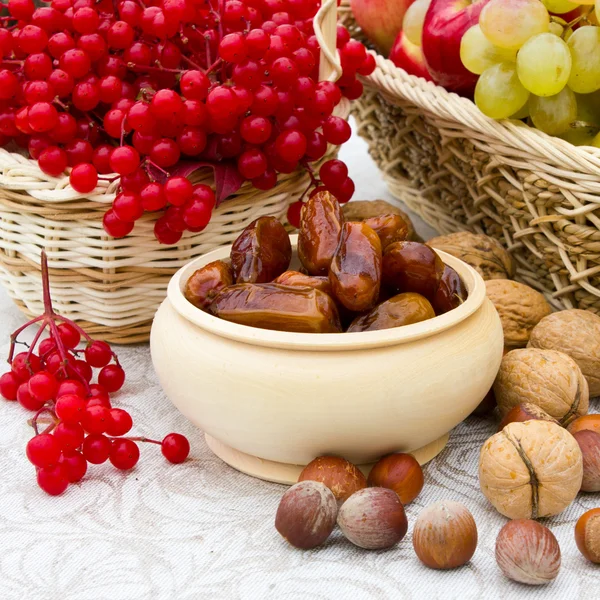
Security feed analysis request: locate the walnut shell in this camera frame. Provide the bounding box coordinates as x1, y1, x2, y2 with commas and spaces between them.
485, 280, 552, 349
494, 349, 589, 426
528, 309, 600, 397
427, 232, 515, 280
341, 200, 419, 241
479, 420, 583, 519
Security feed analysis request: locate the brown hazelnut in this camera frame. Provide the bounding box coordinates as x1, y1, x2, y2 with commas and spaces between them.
275, 481, 337, 549
575, 508, 600, 563
497, 403, 558, 432
495, 519, 561, 585
479, 420, 583, 519
337, 487, 408, 549
568, 414, 600, 436
298, 455, 367, 503
412, 501, 477, 569
471, 388, 496, 416
573, 430, 600, 492
367, 453, 424, 504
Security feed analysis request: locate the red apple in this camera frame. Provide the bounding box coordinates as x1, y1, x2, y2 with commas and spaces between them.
389, 31, 433, 81
351, 0, 416, 55
422, 0, 490, 96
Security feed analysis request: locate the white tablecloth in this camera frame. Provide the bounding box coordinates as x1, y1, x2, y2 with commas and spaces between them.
1, 124, 599, 600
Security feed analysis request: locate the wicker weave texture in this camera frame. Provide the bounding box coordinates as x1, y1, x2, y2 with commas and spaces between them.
341, 3, 600, 314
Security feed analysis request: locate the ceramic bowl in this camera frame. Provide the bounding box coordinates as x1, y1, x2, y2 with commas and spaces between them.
150, 236, 503, 484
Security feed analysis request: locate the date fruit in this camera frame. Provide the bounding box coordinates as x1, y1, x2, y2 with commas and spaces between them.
273, 271, 333, 296
230, 217, 292, 284
347, 293, 435, 333
382, 241, 445, 299
329, 222, 382, 312
184, 260, 234, 310
209, 283, 342, 333
298, 191, 344, 275
432, 266, 468, 314
363, 214, 409, 250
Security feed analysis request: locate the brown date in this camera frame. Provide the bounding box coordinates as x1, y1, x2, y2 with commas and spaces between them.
298, 191, 344, 275
329, 222, 382, 312
432, 266, 468, 314
273, 271, 333, 296
230, 216, 292, 284
347, 293, 435, 332
184, 260, 234, 310
382, 241, 445, 300
364, 214, 409, 250
208, 283, 342, 333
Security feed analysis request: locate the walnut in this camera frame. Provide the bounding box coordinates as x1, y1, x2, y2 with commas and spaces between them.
528, 309, 600, 397
494, 349, 589, 426
479, 420, 583, 519
485, 280, 552, 349
341, 200, 419, 241
427, 231, 515, 280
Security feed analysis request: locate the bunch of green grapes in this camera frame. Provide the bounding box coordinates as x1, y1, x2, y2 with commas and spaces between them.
460, 0, 600, 145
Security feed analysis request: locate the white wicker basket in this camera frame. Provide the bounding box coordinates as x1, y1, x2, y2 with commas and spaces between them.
0, 0, 346, 343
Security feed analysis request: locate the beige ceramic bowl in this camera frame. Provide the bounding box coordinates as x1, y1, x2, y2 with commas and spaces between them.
150, 236, 503, 484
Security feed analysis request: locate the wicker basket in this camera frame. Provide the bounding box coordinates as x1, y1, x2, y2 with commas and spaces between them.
0, 0, 346, 344
341, 1, 600, 314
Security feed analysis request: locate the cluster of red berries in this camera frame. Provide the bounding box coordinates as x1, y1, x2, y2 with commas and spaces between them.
0, 253, 190, 495
0, 0, 374, 242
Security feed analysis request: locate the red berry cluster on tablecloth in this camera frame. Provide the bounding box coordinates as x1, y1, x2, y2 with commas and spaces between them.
0, 0, 375, 240
0, 253, 190, 496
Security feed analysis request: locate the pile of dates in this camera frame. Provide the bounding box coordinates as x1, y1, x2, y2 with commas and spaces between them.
184, 192, 467, 333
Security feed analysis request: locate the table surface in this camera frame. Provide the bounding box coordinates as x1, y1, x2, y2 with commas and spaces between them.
1, 123, 599, 600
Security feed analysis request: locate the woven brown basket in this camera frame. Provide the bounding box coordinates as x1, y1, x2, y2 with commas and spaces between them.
341, 1, 600, 314
0, 1, 347, 344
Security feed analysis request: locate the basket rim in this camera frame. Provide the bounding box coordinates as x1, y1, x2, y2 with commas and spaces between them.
339, 0, 600, 172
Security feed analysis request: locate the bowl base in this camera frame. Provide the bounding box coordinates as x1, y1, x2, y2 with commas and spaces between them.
204, 433, 450, 485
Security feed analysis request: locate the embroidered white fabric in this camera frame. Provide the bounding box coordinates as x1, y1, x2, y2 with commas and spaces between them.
0, 124, 598, 600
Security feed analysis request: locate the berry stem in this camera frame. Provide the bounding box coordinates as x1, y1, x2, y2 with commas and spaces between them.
180, 54, 205, 72
30, 406, 57, 436
121, 436, 161, 445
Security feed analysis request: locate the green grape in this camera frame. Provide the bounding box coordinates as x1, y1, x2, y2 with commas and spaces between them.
567, 26, 600, 94
479, 0, 550, 50
541, 0, 580, 13
402, 0, 431, 47
517, 33, 571, 96
460, 25, 518, 75
592, 131, 600, 147
576, 91, 600, 125
529, 87, 577, 134
475, 63, 530, 119
560, 126, 597, 146
548, 22, 564, 37
511, 103, 530, 119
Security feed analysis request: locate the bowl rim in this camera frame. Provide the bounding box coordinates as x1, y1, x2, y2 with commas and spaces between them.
166, 235, 487, 352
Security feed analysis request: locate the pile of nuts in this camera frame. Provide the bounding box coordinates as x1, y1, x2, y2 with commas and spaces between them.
274, 451, 600, 584
184, 192, 468, 333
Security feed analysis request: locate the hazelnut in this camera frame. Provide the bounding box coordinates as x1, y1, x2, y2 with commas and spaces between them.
528, 309, 600, 397
497, 403, 558, 432
367, 453, 424, 504
493, 349, 589, 426
568, 414, 600, 436
479, 420, 583, 519
298, 455, 367, 503
412, 501, 477, 569
575, 508, 600, 563
495, 519, 561, 585
573, 430, 600, 492
471, 388, 496, 416
337, 487, 408, 549
275, 481, 337, 549
485, 280, 551, 349
427, 231, 515, 280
